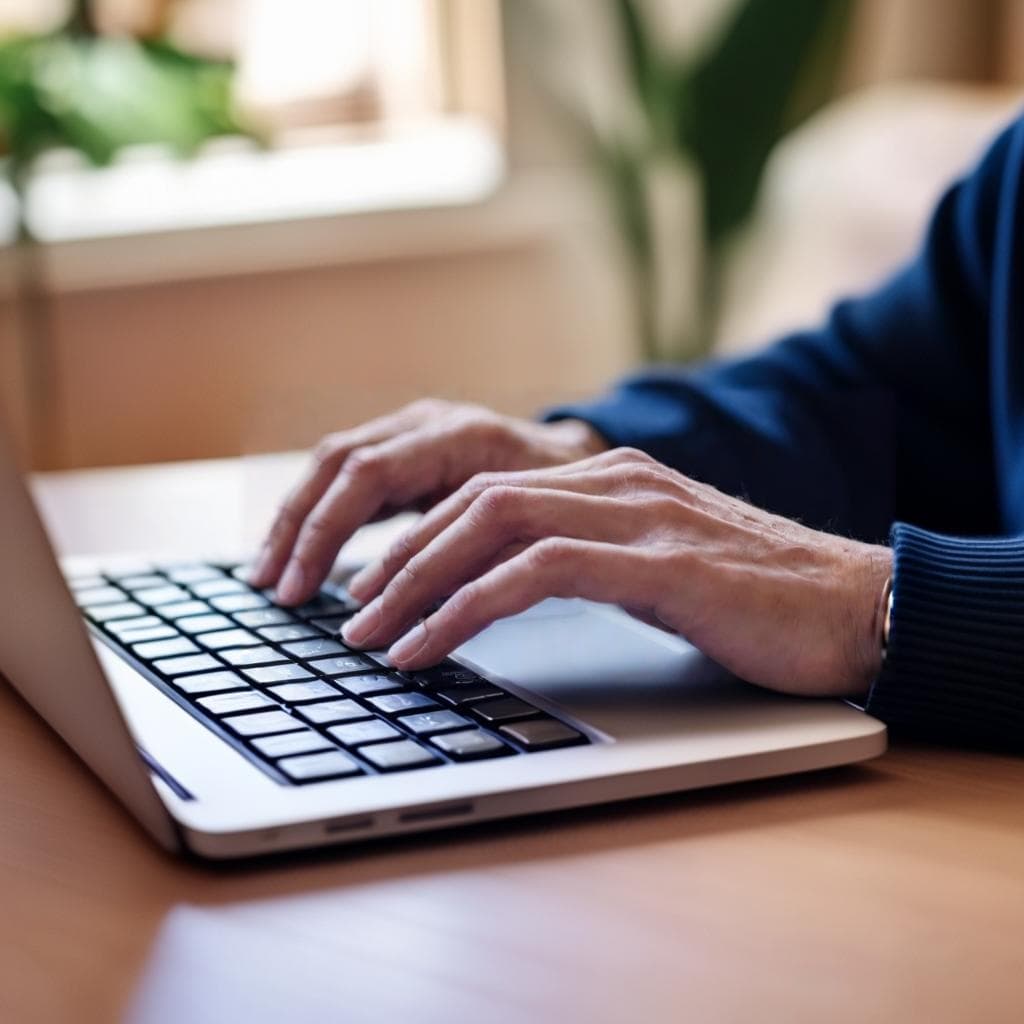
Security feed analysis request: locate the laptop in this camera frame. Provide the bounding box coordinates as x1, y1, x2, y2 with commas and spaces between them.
0, 415, 886, 859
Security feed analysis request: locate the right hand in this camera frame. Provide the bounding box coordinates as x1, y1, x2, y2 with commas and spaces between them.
247, 398, 607, 605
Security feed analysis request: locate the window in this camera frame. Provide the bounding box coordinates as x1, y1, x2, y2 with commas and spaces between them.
1, 0, 505, 243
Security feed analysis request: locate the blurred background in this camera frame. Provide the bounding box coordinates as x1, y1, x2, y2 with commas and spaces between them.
0, 0, 1021, 472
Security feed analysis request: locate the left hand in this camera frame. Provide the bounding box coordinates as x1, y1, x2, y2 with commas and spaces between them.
341, 447, 893, 698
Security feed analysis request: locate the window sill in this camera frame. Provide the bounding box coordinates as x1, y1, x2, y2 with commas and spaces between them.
1, 116, 522, 294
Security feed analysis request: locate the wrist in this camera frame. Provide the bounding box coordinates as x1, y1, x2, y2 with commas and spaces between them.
846, 544, 895, 694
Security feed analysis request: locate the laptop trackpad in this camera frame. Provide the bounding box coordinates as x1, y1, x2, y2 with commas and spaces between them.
455, 599, 768, 740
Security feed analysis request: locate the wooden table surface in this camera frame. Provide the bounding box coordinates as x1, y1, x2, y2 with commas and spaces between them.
4, 456, 1024, 1024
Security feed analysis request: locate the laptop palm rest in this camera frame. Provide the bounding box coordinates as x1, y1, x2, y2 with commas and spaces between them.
455, 599, 800, 742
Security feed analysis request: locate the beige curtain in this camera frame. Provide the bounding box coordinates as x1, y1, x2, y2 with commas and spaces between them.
844, 0, 1024, 88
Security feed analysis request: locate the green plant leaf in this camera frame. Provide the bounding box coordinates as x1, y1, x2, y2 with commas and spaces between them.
612, 0, 676, 148
0, 31, 249, 184
679, 0, 852, 248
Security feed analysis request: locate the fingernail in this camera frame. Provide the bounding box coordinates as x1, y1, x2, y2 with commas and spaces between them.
342, 601, 381, 646
389, 623, 428, 666
276, 561, 305, 604
347, 561, 381, 600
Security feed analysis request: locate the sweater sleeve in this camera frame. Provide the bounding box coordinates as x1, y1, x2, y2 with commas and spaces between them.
545, 116, 1021, 544
868, 524, 1024, 748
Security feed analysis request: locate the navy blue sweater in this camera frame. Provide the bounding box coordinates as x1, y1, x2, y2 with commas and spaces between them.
548, 112, 1024, 747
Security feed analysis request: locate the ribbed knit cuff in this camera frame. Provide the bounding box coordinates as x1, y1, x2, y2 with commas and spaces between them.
866, 522, 1024, 748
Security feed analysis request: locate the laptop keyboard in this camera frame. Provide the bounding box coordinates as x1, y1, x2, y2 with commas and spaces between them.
69, 563, 589, 784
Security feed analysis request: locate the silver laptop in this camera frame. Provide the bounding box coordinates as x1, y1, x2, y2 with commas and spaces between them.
0, 417, 886, 859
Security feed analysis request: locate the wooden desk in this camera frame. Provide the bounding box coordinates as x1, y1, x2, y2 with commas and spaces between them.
4, 457, 1024, 1024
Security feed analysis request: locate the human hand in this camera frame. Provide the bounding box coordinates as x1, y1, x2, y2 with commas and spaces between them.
342, 448, 893, 698
248, 399, 607, 605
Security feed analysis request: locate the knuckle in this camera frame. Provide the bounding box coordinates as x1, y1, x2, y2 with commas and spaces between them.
454, 406, 506, 443
302, 510, 337, 543
472, 484, 521, 524
268, 506, 305, 547
343, 447, 386, 483
383, 530, 418, 571
647, 495, 687, 521
528, 537, 576, 572
377, 562, 419, 618
408, 396, 448, 418
613, 446, 655, 465
312, 433, 345, 467
442, 584, 479, 622
271, 503, 301, 535
396, 557, 422, 591
464, 471, 501, 496
618, 463, 666, 489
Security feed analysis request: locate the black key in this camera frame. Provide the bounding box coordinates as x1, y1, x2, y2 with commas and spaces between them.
411, 662, 481, 688
87, 601, 146, 623
399, 710, 472, 736
328, 719, 400, 746
177, 613, 234, 635
243, 664, 314, 685
296, 699, 371, 726
367, 691, 438, 716
191, 578, 248, 598
165, 565, 224, 584
257, 623, 320, 643
267, 680, 340, 704
197, 690, 274, 715
335, 673, 405, 698
195, 628, 262, 651
364, 649, 397, 669
210, 593, 270, 613
278, 750, 362, 781
105, 615, 164, 636
115, 574, 168, 591
251, 730, 333, 758
134, 585, 192, 607
222, 710, 301, 737
293, 595, 360, 620
220, 645, 287, 667
75, 585, 127, 607
310, 616, 348, 635
116, 624, 179, 644
499, 718, 586, 751
153, 653, 222, 676
431, 729, 512, 761
306, 654, 376, 677
171, 670, 250, 695
234, 608, 296, 628
160, 600, 213, 620
281, 638, 349, 660
132, 637, 198, 660
360, 740, 440, 771
435, 682, 503, 706
471, 696, 540, 724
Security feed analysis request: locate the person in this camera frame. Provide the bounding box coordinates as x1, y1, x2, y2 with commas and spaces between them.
250, 111, 1024, 749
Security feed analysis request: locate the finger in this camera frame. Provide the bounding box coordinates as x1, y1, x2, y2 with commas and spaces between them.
248, 402, 436, 587
387, 538, 661, 670
343, 487, 639, 648
276, 418, 498, 604
348, 454, 662, 602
